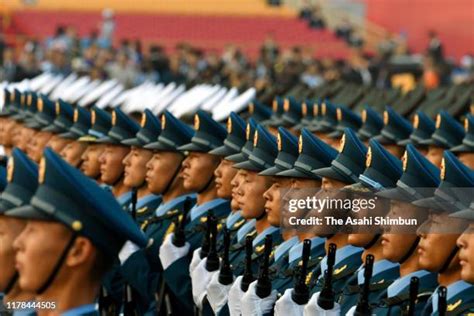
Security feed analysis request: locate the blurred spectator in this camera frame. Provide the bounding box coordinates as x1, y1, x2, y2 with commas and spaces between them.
308, 5, 326, 29
0, 48, 19, 82
106, 51, 138, 88
423, 55, 441, 89
301, 61, 324, 87
378, 32, 397, 61
335, 17, 354, 43
99, 8, 115, 48
299, 0, 314, 20
426, 30, 444, 63
260, 33, 279, 63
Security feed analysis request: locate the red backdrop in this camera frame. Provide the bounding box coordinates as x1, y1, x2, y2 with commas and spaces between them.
364, 0, 474, 60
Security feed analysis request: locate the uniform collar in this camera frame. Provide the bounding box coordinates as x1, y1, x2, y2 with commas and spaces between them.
288, 236, 325, 264
387, 269, 437, 298
61, 303, 97, 316
134, 194, 161, 209
432, 280, 474, 313
319, 244, 363, 276
237, 219, 256, 243
252, 225, 279, 247
190, 198, 228, 221
226, 210, 244, 228
155, 193, 196, 217
116, 191, 132, 206
274, 235, 299, 262
357, 259, 399, 285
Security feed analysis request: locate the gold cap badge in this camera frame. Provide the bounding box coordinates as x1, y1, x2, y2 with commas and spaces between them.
366, 146, 372, 168
39, 157, 46, 184
227, 117, 232, 133
194, 114, 200, 130
6, 157, 14, 182
140, 112, 147, 128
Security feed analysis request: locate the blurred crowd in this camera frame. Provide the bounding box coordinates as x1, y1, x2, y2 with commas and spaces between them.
0, 9, 473, 105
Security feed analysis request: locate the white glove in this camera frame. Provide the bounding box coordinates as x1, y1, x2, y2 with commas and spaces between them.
228, 275, 246, 316
304, 292, 341, 316
118, 241, 139, 264
159, 233, 190, 270
345, 305, 356, 316
241, 280, 277, 316
274, 288, 305, 316
191, 258, 219, 309
207, 271, 234, 314
190, 247, 203, 274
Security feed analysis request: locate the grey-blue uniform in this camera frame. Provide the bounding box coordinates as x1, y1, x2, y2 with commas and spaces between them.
0, 148, 39, 316
270, 128, 338, 294
338, 139, 403, 313
309, 128, 368, 299
96, 107, 140, 207
6, 148, 149, 316
121, 109, 163, 227
209, 112, 250, 244
160, 110, 231, 314
414, 151, 474, 316
374, 144, 442, 314
118, 110, 196, 316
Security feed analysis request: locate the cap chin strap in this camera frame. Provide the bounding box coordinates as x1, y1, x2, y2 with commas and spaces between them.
399, 236, 420, 265
3, 272, 19, 295
197, 174, 215, 194
363, 234, 381, 249
439, 246, 459, 274
36, 233, 78, 295
161, 157, 185, 196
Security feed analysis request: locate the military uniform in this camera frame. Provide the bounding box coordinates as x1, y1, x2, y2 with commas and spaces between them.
6, 148, 149, 316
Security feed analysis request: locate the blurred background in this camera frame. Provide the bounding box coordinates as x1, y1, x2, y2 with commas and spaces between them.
0, 0, 473, 100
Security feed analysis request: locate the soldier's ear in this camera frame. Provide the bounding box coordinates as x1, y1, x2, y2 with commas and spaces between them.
66, 236, 96, 268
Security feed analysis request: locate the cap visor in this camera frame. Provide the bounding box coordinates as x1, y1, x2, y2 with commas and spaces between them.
233, 160, 262, 172
372, 134, 393, 145
259, 166, 283, 176
0, 199, 15, 214
312, 166, 351, 183
5, 204, 52, 221
121, 138, 142, 147
226, 152, 247, 163
42, 124, 64, 133
177, 142, 206, 152
376, 187, 413, 202
450, 144, 471, 153
412, 196, 444, 211
450, 208, 474, 220
95, 136, 120, 144
209, 145, 236, 156
397, 138, 411, 146
327, 130, 343, 139
277, 168, 317, 179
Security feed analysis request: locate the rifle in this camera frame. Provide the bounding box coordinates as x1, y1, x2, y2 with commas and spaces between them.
218, 227, 233, 285
240, 235, 255, 292
407, 276, 419, 316
199, 211, 214, 259
291, 239, 312, 304
205, 216, 220, 271
172, 197, 192, 247
317, 243, 337, 309
438, 286, 447, 316
255, 235, 273, 298
354, 254, 375, 315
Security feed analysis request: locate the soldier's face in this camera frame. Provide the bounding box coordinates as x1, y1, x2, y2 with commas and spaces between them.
14, 220, 73, 293
0, 216, 26, 292
458, 152, 474, 169
263, 177, 293, 226
381, 201, 422, 263
60, 141, 88, 168
181, 152, 220, 192
417, 213, 464, 272
230, 170, 244, 211
145, 151, 183, 194
382, 144, 405, 159
26, 131, 53, 163
123, 147, 153, 188
80, 143, 106, 179
457, 224, 474, 283
426, 145, 444, 168
237, 170, 271, 219
99, 145, 130, 185
16, 127, 37, 152
214, 159, 237, 200
0, 119, 16, 147
46, 135, 72, 154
